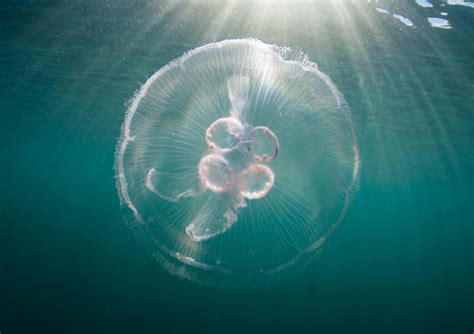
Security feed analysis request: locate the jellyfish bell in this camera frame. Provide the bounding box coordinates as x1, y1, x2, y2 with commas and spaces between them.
115, 39, 360, 286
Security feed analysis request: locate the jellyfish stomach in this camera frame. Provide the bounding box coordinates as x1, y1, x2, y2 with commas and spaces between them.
188, 117, 279, 242
200, 117, 279, 199
198, 151, 275, 200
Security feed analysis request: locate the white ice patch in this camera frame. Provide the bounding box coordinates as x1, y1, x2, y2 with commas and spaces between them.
447, 0, 474, 8
375, 7, 390, 14
427, 17, 452, 29
393, 14, 414, 27
415, 0, 434, 8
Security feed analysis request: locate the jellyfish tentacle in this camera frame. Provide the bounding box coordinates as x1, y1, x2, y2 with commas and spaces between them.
185, 193, 246, 242
146, 168, 203, 202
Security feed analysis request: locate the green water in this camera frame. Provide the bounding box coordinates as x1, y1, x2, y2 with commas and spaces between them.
1, 1, 473, 333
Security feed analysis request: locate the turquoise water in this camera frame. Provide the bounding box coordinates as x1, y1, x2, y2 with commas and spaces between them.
1, 1, 473, 333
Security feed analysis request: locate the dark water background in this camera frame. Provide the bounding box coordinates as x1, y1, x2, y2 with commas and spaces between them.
1, 1, 473, 333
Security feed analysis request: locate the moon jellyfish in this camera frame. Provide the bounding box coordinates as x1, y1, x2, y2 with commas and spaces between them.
115, 39, 360, 286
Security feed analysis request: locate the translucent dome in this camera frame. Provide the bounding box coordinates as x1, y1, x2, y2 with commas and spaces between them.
115, 39, 360, 285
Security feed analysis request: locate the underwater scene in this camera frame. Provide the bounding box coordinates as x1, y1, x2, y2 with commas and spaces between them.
1, 0, 473, 333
